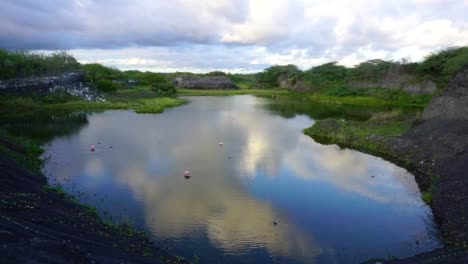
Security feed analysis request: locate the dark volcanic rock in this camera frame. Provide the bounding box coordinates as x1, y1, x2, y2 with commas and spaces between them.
0, 72, 105, 101
174, 76, 238, 89
383, 69, 468, 263
0, 139, 183, 264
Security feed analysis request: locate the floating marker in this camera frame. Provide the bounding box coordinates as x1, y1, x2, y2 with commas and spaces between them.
184, 170, 191, 178
219, 142, 223, 146
90, 145, 95, 152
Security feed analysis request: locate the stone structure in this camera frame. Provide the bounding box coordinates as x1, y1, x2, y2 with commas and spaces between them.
0, 72, 105, 101
174, 76, 238, 89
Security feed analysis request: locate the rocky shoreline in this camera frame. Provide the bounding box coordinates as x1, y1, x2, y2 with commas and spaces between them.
0, 136, 185, 263
0, 72, 105, 101
306, 69, 468, 263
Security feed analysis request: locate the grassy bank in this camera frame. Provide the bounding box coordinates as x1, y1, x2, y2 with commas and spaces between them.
0, 87, 185, 114
308, 94, 390, 107
304, 118, 410, 155
177, 87, 431, 109
303, 117, 437, 205
177, 88, 289, 96
304, 88, 433, 107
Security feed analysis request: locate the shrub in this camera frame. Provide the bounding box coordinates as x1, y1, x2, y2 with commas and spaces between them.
0, 49, 80, 79
96, 79, 118, 92
325, 86, 368, 97
303, 62, 348, 87
256, 64, 301, 88
347, 59, 396, 82
82, 63, 122, 82
417, 46, 468, 87
149, 73, 176, 97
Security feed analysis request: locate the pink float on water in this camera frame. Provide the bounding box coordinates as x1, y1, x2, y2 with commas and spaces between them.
90, 145, 95, 152
184, 170, 191, 178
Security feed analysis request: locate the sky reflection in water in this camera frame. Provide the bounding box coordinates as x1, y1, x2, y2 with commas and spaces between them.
42, 96, 439, 263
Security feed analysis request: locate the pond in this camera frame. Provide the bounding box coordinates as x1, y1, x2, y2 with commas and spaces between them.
34, 95, 439, 263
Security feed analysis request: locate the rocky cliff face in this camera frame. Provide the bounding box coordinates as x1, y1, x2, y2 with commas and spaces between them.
0, 72, 105, 101
348, 72, 437, 95
174, 76, 238, 89
422, 69, 468, 120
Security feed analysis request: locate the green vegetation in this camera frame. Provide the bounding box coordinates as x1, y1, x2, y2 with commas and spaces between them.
347, 59, 396, 82
0, 49, 80, 79
0, 129, 44, 174
307, 88, 433, 107
96, 79, 118, 92
103, 216, 150, 241
177, 88, 289, 96
417, 46, 468, 87
82, 63, 122, 82
325, 86, 368, 97
256, 64, 302, 88
304, 118, 411, 152
0, 87, 185, 114
422, 191, 433, 205
303, 112, 441, 207
2, 47, 466, 111
150, 74, 176, 96
303, 62, 348, 89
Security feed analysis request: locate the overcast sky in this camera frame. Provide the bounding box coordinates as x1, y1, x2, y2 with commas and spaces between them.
1, 0, 467, 73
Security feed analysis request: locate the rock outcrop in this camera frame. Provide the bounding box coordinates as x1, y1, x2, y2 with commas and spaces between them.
422, 69, 468, 120
348, 72, 438, 95
387, 69, 468, 263
0, 72, 105, 101
174, 76, 238, 89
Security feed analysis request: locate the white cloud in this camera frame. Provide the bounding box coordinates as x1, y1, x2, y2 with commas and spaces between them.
3, 0, 466, 72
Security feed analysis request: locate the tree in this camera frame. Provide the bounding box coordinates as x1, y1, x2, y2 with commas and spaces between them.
95, 79, 118, 92
256, 64, 301, 87
303, 62, 348, 86
149, 73, 176, 97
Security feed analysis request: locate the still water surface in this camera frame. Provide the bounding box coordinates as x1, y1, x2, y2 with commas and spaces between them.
40, 96, 439, 263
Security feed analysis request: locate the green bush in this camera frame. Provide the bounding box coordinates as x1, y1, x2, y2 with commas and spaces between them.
82, 63, 122, 83
417, 46, 468, 87
206, 71, 226, 76
325, 86, 368, 97
0, 49, 80, 79
303, 62, 348, 88
256, 64, 302, 88
149, 73, 176, 97
347, 59, 397, 82
96, 79, 118, 92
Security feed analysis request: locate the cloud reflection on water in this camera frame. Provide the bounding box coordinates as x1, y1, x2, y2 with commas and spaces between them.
43, 96, 436, 263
